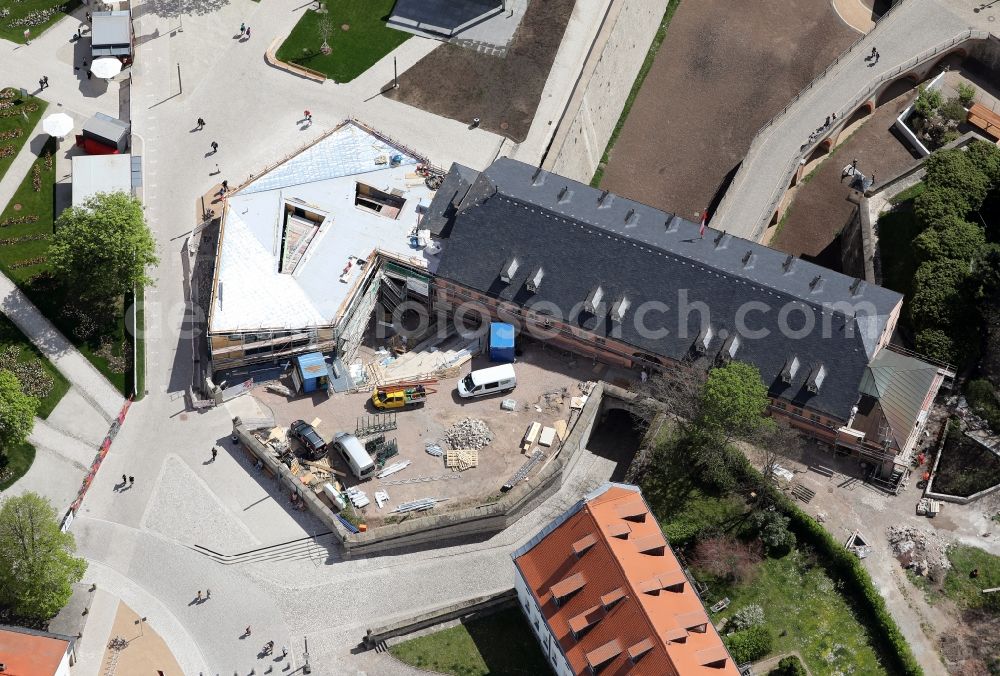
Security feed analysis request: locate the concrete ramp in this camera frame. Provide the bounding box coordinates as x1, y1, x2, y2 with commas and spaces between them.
388, 0, 503, 39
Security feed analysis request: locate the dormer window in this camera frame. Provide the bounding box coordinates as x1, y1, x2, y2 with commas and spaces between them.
526, 266, 544, 292
584, 285, 604, 314
610, 296, 629, 322
807, 363, 827, 393
500, 257, 519, 284
781, 356, 800, 384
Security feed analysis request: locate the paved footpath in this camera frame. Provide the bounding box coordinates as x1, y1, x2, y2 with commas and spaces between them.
713, 0, 990, 239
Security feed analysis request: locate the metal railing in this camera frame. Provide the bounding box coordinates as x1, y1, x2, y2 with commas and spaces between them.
739, 28, 989, 241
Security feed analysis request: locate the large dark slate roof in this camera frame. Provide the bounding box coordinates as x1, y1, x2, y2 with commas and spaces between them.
432, 159, 905, 421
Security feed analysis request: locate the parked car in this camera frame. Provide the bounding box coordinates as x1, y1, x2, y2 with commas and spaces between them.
289, 419, 327, 459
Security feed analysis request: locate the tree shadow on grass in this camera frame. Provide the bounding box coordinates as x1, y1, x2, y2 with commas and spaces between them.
461, 607, 550, 676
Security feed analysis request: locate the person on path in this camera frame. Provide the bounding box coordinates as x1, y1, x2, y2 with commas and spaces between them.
824, 115, 830, 127
129, 476, 134, 486
121, 474, 127, 485
211, 141, 218, 154
852, 158, 858, 171
206, 588, 211, 599
211, 446, 218, 462
43, 76, 48, 87
221, 180, 229, 192
245, 26, 251, 38
86, 11, 91, 22
87, 70, 92, 80
240, 22, 245, 35
304, 110, 312, 125
245, 626, 252, 637
831, 112, 837, 122
197, 117, 205, 129
874, 50, 880, 63
196, 590, 202, 601
281, 646, 287, 658
39, 78, 44, 90
870, 46, 876, 59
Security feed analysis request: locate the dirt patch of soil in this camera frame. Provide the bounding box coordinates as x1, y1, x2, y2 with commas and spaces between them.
771, 88, 918, 263
383, 0, 576, 142
599, 0, 856, 220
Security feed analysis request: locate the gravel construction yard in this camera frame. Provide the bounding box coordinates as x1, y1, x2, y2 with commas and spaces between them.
255, 344, 611, 525
382, 0, 576, 142
598, 0, 857, 220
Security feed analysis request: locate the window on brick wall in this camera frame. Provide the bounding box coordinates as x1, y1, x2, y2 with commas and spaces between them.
793, 408, 803, 416
810, 413, 821, 423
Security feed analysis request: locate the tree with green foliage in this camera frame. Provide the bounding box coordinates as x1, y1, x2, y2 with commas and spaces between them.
50, 192, 158, 302
915, 328, 958, 365
922, 148, 991, 212
769, 655, 807, 676
723, 624, 772, 664
0, 370, 37, 452
910, 258, 971, 327
749, 509, 796, 555
699, 361, 774, 444
0, 492, 86, 619
913, 216, 985, 263
913, 184, 972, 225
957, 82, 977, 108
913, 85, 943, 118
965, 139, 1000, 185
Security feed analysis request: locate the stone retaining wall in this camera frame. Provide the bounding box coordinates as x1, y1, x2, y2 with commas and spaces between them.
544, 0, 670, 182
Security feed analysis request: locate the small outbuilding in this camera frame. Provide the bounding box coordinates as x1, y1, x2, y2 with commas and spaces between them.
77, 112, 130, 154
292, 352, 330, 393
91, 10, 132, 60
71, 154, 135, 206
489, 322, 515, 363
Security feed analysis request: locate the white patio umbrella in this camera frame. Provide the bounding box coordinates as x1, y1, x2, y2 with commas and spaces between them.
42, 112, 74, 139
91, 57, 123, 79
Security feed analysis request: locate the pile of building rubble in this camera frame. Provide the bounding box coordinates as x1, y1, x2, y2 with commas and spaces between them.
887, 525, 951, 579
444, 418, 493, 450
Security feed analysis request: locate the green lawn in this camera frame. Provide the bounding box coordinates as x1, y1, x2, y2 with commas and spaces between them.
642, 434, 887, 675
389, 607, 549, 676
0, 442, 35, 491
0, 0, 81, 44
0, 89, 47, 183
275, 1, 411, 83
942, 545, 1000, 611
0, 138, 131, 395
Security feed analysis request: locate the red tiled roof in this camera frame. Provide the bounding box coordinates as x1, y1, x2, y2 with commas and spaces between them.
514, 485, 740, 675
0, 627, 70, 676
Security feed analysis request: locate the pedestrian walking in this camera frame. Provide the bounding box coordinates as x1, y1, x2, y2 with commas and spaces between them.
211, 141, 219, 153
874, 50, 880, 63
211, 446, 218, 462
870, 46, 876, 59
122, 474, 127, 484
245, 626, 252, 637
824, 115, 831, 127
472, 117, 481, 128
197, 117, 205, 129
240, 22, 245, 35
831, 112, 837, 122
303, 110, 312, 125
87, 70, 92, 80
245, 26, 251, 38
852, 158, 858, 171
206, 588, 211, 599
43, 76, 48, 87
196, 590, 202, 601
38, 78, 44, 90
86, 11, 91, 22
221, 180, 229, 192
870, 171, 876, 184
129, 475, 134, 486
281, 646, 287, 658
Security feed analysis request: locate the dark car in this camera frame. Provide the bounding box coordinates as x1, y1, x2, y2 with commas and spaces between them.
289, 419, 327, 459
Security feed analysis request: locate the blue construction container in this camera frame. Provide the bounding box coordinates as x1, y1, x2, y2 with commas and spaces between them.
489, 322, 515, 363
293, 352, 329, 393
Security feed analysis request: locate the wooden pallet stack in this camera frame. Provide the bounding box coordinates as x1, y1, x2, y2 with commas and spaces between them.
445, 448, 479, 471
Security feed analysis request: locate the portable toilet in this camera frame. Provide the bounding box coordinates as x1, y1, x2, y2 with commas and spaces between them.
489, 322, 515, 363
292, 352, 329, 393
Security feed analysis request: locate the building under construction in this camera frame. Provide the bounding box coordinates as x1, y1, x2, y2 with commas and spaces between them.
207, 121, 438, 383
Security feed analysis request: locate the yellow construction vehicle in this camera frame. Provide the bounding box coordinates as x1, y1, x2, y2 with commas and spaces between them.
371, 384, 434, 410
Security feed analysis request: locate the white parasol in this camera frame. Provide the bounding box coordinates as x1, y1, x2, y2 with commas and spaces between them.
91, 57, 123, 79
42, 112, 74, 138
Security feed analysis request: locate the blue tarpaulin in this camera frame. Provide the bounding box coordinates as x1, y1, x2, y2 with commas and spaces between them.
489, 322, 515, 363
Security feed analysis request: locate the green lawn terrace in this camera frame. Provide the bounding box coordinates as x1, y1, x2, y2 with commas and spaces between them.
0, 0, 81, 44
275, 0, 410, 82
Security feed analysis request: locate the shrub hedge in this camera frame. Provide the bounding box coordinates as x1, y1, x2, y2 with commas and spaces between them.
769, 655, 807, 676
723, 625, 772, 664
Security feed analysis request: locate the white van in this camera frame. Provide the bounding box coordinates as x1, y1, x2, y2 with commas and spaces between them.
332, 432, 376, 480
457, 364, 516, 398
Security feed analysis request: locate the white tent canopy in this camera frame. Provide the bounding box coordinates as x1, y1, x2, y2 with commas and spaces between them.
91, 57, 123, 79
42, 113, 73, 138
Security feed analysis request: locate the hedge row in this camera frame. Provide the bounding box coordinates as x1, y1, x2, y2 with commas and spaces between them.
723, 625, 772, 664
724, 448, 923, 675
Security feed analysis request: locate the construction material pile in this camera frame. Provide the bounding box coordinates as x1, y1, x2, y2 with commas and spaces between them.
887, 525, 951, 579
444, 418, 493, 450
